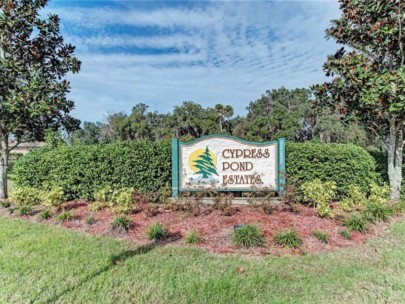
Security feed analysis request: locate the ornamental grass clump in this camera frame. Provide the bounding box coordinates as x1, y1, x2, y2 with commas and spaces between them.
274, 229, 303, 248
343, 213, 367, 233
232, 225, 266, 248
339, 229, 352, 240
111, 216, 132, 233
39, 210, 52, 220
312, 230, 330, 244
147, 223, 168, 241
18, 205, 34, 216
184, 230, 202, 244
300, 179, 335, 218
56, 210, 75, 223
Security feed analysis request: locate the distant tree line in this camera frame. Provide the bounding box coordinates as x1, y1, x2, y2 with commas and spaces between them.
70, 87, 376, 149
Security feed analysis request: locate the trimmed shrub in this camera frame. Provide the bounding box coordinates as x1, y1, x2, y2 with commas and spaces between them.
147, 223, 168, 240
14, 141, 171, 200
287, 142, 377, 197
274, 229, 303, 248
232, 225, 266, 248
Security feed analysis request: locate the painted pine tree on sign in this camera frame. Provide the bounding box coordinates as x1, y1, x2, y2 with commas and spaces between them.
193, 147, 218, 178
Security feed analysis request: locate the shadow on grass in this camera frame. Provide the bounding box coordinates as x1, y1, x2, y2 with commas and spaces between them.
47, 243, 155, 303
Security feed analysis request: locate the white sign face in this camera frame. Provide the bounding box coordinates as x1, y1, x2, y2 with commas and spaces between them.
179, 137, 278, 191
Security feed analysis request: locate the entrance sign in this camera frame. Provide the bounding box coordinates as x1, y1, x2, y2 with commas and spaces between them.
172, 135, 286, 197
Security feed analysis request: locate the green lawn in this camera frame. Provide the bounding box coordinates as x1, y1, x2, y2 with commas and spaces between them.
0, 217, 404, 303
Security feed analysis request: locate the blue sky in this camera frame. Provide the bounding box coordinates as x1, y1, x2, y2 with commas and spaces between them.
46, 0, 341, 122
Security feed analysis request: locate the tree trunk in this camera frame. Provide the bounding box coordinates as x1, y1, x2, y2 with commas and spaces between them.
0, 136, 9, 199
386, 119, 403, 202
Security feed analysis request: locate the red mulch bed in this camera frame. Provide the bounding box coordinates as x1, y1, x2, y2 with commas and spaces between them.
1, 201, 401, 256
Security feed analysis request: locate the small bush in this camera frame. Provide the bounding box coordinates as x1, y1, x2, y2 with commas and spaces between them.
40, 187, 64, 209
301, 179, 335, 218
39, 210, 52, 220
93, 186, 114, 202
274, 229, 303, 248
184, 230, 202, 244
1, 201, 11, 208
110, 188, 135, 214
111, 216, 132, 232
18, 205, 34, 216
364, 203, 392, 223
233, 225, 266, 248
262, 202, 275, 215
9, 187, 41, 206
213, 192, 236, 216
89, 201, 108, 212
56, 210, 75, 222
147, 222, 168, 240
312, 230, 329, 244
85, 216, 95, 225
339, 229, 352, 240
368, 183, 390, 207
343, 213, 367, 233
339, 185, 367, 212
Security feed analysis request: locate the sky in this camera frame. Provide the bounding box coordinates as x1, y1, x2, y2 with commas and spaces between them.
46, 0, 341, 123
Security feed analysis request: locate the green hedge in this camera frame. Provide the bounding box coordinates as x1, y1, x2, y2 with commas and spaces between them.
14, 140, 377, 200
14, 142, 171, 200
286, 142, 377, 197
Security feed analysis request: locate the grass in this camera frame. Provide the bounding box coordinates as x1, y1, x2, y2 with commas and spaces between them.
184, 230, 202, 244
232, 224, 266, 248
312, 230, 330, 244
343, 213, 368, 233
274, 229, 303, 248
0, 218, 405, 303
146, 222, 168, 240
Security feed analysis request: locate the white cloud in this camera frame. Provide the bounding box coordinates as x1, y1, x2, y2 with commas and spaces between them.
50, 1, 341, 122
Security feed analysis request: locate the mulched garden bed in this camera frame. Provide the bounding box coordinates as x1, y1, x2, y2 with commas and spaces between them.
1, 201, 401, 256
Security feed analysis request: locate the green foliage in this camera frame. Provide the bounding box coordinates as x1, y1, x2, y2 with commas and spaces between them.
274, 229, 303, 248
339, 185, 367, 212
9, 187, 41, 206
301, 179, 335, 218
110, 188, 135, 214
39, 210, 52, 220
110, 216, 132, 232
0, 0, 81, 199
147, 223, 168, 241
368, 183, 390, 207
184, 230, 202, 244
312, 230, 329, 244
343, 214, 367, 233
287, 142, 377, 198
93, 186, 114, 203
85, 216, 95, 225
89, 201, 108, 212
339, 229, 352, 240
18, 205, 34, 216
56, 211, 75, 223
232, 225, 266, 248
40, 187, 64, 209
0, 201, 11, 208
364, 204, 392, 223
14, 141, 171, 200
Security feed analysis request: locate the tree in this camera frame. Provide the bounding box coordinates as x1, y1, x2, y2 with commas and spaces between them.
235, 87, 314, 141
0, 0, 81, 198
194, 146, 218, 179
313, 0, 405, 201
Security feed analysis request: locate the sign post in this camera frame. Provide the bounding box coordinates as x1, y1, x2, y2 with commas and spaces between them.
171, 135, 286, 198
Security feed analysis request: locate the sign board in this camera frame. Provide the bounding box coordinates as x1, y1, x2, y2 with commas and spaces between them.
172, 135, 285, 197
